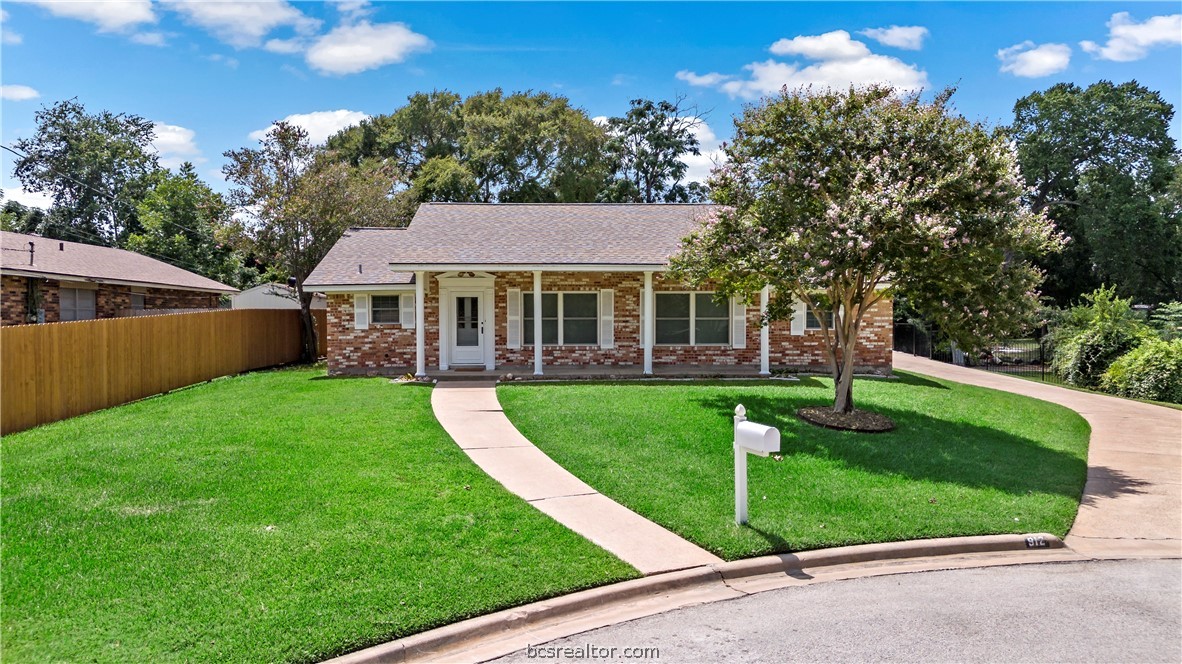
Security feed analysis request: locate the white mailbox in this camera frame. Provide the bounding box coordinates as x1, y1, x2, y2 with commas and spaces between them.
735, 420, 780, 457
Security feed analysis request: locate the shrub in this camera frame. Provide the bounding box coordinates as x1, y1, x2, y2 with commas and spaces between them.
1051, 286, 1152, 387
1149, 302, 1182, 341
1101, 339, 1182, 404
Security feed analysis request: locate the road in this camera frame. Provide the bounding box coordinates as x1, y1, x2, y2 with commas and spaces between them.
494, 560, 1181, 663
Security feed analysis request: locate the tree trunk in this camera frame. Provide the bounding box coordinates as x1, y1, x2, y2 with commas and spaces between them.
297, 288, 317, 363
833, 368, 855, 414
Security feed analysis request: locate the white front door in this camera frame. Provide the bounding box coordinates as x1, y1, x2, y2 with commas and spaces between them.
451, 292, 485, 365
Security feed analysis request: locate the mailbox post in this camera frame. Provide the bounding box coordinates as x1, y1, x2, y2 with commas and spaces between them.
733, 404, 781, 525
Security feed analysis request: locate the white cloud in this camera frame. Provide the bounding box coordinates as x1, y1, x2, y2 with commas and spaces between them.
331, 0, 373, 22
151, 123, 205, 169
207, 53, 239, 69
591, 115, 609, 126
1, 85, 40, 101
130, 31, 166, 46
770, 30, 870, 60
681, 119, 726, 184
1, 9, 23, 44
305, 20, 432, 75
679, 31, 928, 100
264, 37, 305, 54
249, 109, 370, 146
1080, 12, 1182, 62
163, 0, 319, 48
997, 41, 1072, 77
675, 70, 733, 87
12, 0, 155, 32
859, 25, 929, 50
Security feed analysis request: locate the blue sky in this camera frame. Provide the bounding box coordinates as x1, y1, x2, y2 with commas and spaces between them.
2, 1, 1180, 206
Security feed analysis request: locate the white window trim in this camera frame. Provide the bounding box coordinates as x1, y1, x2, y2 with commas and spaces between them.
369, 294, 403, 325
523, 291, 600, 347
655, 291, 731, 346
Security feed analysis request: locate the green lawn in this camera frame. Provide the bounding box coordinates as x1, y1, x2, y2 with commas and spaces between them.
1, 368, 636, 663
498, 372, 1091, 560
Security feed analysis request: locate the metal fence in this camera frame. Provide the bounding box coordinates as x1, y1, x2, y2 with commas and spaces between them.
893, 322, 1065, 386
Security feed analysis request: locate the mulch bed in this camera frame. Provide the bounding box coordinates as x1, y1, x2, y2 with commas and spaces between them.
797, 406, 896, 433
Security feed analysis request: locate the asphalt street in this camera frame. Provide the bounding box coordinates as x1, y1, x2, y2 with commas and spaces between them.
494, 560, 1182, 663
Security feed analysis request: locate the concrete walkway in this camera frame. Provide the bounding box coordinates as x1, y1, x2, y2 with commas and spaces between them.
894, 352, 1182, 558
430, 381, 723, 575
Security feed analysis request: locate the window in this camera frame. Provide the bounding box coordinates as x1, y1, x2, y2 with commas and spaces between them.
60, 287, 96, 321
129, 293, 145, 310
371, 295, 401, 324
656, 292, 730, 345
523, 292, 598, 345
806, 309, 835, 330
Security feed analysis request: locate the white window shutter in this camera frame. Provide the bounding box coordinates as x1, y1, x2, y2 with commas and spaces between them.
599, 289, 615, 349
353, 294, 369, 330
790, 300, 806, 335
400, 294, 416, 329
731, 296, 747, 349
506, 288, 522, 349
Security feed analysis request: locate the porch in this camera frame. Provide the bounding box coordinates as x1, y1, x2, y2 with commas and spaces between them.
429, 364, 780, 381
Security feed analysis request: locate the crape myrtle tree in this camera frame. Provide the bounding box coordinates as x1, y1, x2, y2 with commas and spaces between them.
670, 85, 1062, 417
223, 122, 402, 361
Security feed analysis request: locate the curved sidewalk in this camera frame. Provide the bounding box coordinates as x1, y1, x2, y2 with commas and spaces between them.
894, 352, 1182, 558
430, 380, 723, 575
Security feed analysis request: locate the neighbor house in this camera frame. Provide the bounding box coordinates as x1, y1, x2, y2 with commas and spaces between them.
1, 231, 236, 326
304, 203, 892, 377
231, 283, 327, 310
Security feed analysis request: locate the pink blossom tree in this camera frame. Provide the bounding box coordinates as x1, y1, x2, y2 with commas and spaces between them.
670, 85, 1063, 418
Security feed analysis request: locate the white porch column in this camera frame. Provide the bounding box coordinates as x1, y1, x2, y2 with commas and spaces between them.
415, 271, 426, 377
643, 271, 654, 375
533, 270, 543, 376
759, 285, 771, 376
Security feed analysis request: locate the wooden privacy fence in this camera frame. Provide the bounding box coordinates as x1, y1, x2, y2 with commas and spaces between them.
1, 309, 306, 435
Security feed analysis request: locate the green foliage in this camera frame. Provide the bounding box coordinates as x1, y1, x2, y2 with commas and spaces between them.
1009, 81, 1180, 304
327, 89, 608, 220
1149, 301, 1182, 341
0, 198, 48, 234
670, 85, 1061, 412
598, 97, 704, 203
1100, 338, 1182, 404
1051, 286, 1152, 387
11, 99, 159, 245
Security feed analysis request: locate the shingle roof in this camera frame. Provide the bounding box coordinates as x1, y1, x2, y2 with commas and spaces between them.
304, 203, 714, 287
0, 231, 237, 293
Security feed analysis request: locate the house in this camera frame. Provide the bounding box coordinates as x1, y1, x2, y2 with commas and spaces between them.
304, 203, 893, 377
231, 283, 327, 310
1, 231, 236, 326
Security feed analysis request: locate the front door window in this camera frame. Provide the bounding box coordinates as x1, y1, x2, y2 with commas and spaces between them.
456, 296, 479, 347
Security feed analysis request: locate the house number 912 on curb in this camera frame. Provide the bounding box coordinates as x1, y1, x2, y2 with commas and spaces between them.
1025, 535, 1048, 549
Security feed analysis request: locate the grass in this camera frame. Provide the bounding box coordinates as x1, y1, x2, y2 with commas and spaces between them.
1, 368, 636, 663
498, 372, 1092, 560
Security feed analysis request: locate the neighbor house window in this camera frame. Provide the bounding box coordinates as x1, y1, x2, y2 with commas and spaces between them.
129, 293, 145, 310
655, 292, 729, 345
371, 295, 401, 324
523, 292, 598, 345
806, 309, 835, 330
59, 287, 96, 321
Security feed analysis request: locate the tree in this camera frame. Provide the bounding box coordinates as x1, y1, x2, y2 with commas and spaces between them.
326, 89, 607, 221
1008, 81, 1180, 304
11, 99, 159, 245
124, 163, 257, 288
670, 85, 1061, 417
0, 197, 49, 234
223, 122, 403, 361
599, 98, 704, 203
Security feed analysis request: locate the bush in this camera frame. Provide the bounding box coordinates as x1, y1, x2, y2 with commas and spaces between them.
1101, 339, 1182, 404
1149, 302, 1182, 341
1050, 286, 1152, 387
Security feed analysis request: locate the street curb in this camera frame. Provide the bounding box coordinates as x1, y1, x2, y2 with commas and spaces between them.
324, 533, 1063, 664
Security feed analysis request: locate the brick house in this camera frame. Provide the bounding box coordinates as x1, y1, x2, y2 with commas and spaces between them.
304, 203, 893, 377
1, 231, 236, 326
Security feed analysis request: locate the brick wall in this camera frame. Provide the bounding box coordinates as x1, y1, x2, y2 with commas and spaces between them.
0, 275, 222, 326
325, 271, 894, 375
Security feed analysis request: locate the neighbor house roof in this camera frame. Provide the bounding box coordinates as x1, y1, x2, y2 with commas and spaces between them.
305, 203, 714, 287
0, 231, 237, 293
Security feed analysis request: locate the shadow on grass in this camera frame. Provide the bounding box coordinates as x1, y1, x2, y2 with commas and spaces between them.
695, 392, 1089, 500
501, 377, 829, 390
891, 371, 950, 390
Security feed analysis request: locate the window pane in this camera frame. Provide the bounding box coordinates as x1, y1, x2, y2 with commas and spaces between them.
563, 293, 598, 318
130, 293, 145, 309
563, 318, 597, 344
541, 293, 558, 318
61, 288, 75, 308
542, 319, 559, 344
371, 295, 400, 324
695, 319, 730, 344
656, 319, 690, 344
806, 310, 834, 329
523, 294, 533, 318
78, 290, 96, 319
656, 293, 689, 318
695, 293, 728, 318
